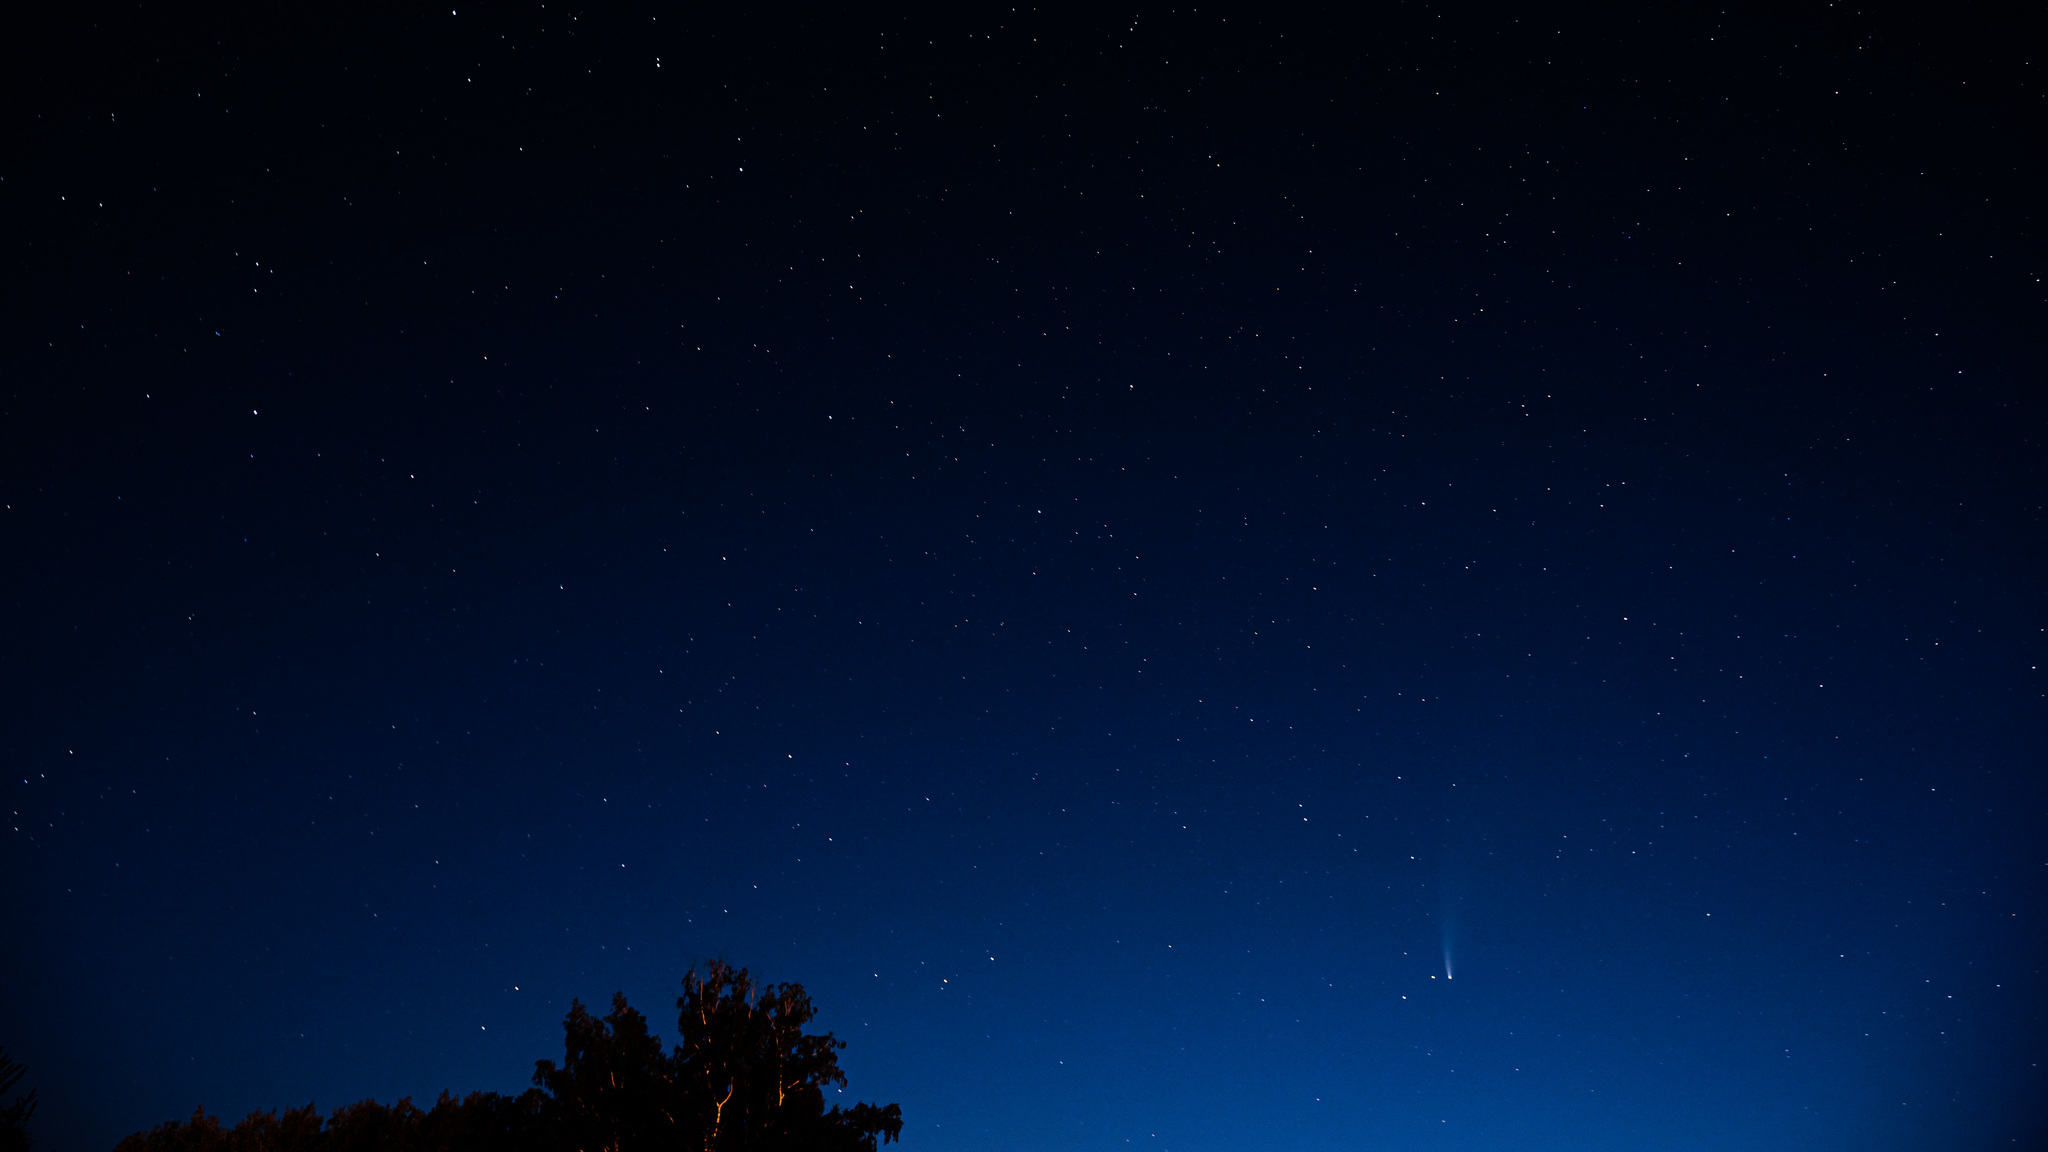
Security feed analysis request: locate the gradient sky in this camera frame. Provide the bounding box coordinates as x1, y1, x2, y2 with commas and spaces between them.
4, 5, 2041, 1151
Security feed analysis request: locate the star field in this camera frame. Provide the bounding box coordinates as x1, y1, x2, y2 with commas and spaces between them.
3, 5, 2041, 1151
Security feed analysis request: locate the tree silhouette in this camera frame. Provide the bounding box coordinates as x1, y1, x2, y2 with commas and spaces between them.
665, 962, 900, 1152
532, 994, 675, 1152
113, 965, 900, 1152
0, 1047, 35, 1152
531, 962, 902, 1152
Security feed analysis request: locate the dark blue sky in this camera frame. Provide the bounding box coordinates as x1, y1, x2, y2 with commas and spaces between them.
4, 4, 2041, 1150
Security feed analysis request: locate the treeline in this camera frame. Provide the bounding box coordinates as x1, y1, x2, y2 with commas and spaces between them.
116, 964, 902, 1152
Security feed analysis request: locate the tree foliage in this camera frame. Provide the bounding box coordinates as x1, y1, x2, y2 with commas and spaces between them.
115, 964, 901, 1152
1, 1047, 36, 1152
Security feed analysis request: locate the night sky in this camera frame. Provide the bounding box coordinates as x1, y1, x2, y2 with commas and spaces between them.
4, 4, 2042, 1151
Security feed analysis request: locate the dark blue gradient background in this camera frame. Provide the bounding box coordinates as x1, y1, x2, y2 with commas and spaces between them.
4, 5, 2041, 1151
